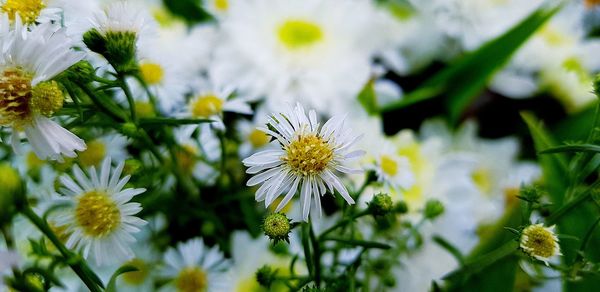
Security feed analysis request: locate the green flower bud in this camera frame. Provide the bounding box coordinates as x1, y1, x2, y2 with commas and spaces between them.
0, 163, 22, 223
61, 60, 96, 84
83, 28, 137, 73
368, 193, 393, 216
395, 201, 408, 214
424, 199, 445, 220
255, 265, 277, 288
82, 28, 106, 55
123, 159, 143, 176
121, 122, 139, 138
262, 213, 293, 243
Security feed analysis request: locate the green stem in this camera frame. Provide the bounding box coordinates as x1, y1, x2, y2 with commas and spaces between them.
319, 210, 370, 240
73, 81, 126, 122
308, 220, 321, 287
117, 74, 138, 123
301, 223, 314, 279
21, 206, 103, 292
1, 225, 14, 248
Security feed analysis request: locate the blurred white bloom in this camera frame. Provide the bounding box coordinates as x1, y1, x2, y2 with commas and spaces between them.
173, 125, 220, 185
0, 250, 19, 288
243, 103, 364, 221
212, 0, 382, 115
0, 17, 86, 160
235, 111, 271, 159
53, 158, 147, 266
367, 137, 414, 193
90, 1, 152, 36
77, 133, 129, 168
161, 238, 231, 292
492, 3, 600, 111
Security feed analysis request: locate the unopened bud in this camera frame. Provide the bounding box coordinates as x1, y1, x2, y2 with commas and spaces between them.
424, 199, 444, 220
368, 193, 394, 216
262, 213, 292, 243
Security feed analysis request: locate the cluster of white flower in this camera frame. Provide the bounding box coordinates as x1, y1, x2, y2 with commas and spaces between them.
0, 0, 589, 291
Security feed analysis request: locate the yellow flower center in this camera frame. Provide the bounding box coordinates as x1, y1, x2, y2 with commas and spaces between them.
78, 140, 107, 168
398, 141, 430, 208
190, 94, 224, 118
122, 258, 150, 286
175, 267, 208, 292
0, 68, 64, 130
380, 155, 398, 176
1, 0, 45, 25
214, 0, 228, 11
135, 101, 156, 118
75, 191, 121, 238
278, 19, 323, 50
539, 25, 573, 47
284, 135, 333, 176
248, 129, 269, 148
140, 63, 165, 85
471, 168, 492, 194
236, 277, 268, 292
520, 225, 558, 259
26, 151, 45, 170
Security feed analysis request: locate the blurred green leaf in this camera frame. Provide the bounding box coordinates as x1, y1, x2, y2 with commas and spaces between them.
162, 0, 213, 24
521, 112, 569, 204
357, 79, 378, 115
380, 4, 562, 124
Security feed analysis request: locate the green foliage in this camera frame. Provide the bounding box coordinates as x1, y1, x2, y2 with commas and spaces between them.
380, 4, 562, 124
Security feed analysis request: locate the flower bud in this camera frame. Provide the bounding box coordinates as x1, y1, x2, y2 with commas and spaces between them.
83, 28, 137, 72
121, 122, 139, 138
255, 265, 277, 288
262, 213, 292, 243
424, 199, 444, 220
0, 163, 22, 223
368, 193, 393, 216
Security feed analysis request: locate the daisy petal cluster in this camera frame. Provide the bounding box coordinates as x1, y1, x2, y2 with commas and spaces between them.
243, 103, 364, 221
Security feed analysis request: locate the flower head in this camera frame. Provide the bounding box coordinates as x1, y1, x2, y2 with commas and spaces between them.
520, 223, 561, 265
162, 238, 231, 292
243, 103, 364, 221
53, 158, 146, 265
0, 17, 86, 160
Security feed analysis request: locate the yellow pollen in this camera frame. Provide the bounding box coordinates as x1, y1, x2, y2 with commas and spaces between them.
214, 0, 228, 11
278, 19, 323, 50
248, 129, 269, 148
1, 0, 45, 25
78, 140, 107, 167
75, 191, 121, 238
520, 225, 558, 259
380, 155, 398, 176
190, 94, 224, 118
0, 68, 34, 129
31, 81, 64, 116
123, 258, 150, 286
140, 63, 164, 85
284, 135, 333, 175
175, 267, 208, 292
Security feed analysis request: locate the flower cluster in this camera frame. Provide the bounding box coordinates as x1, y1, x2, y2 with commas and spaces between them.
0, 0, 597, 291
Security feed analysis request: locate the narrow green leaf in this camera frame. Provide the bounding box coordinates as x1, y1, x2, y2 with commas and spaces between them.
138, 117, 213, 127
105, 265, 138, 292
322, 237, 391, 249
540, 144, 600, 154
521, 112, 569, 204
380, 4, 562, 124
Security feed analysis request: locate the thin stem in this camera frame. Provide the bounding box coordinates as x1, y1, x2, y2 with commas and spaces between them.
73, 81, 125, 122
319, 209, 370, 240
308, 219, 321, 287
21, 206, 102, 292
117, 74, 138, 123
546, 179, 600, 225
1, 225, 14, 248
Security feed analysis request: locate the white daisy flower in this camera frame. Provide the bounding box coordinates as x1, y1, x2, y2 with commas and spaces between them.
520, 224, 561, 266
53, 158, 147, 266
0, 0, 62, 25
77, 133, 129, 168
89, 1, 152, 36
368, 138, 413, 193
161, 238, 231, 292
173, 125, 220, 185
212, 0, 382, 115
236, 109, 271, 159
0, 250, 19, 288
182, 77, 253, 130
242, 103, 364, 221
0, 17, 86, 160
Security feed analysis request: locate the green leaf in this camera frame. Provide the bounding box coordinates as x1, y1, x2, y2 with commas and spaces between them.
521, 112, 569, 204
162, 0, 213, 24
540, 144, 600, 155
105, 265, 138, 292
380, 4, 562, 123
357, 79, 378, 115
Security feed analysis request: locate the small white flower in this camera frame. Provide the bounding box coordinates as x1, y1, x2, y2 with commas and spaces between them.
0, 16, 86, 160
520, 224, 561, 265
90, 1, 152, 36
243, 103, 364, 221
53, 158, 147, 266
161, 238, 231, 292
0, 0, 62, 25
